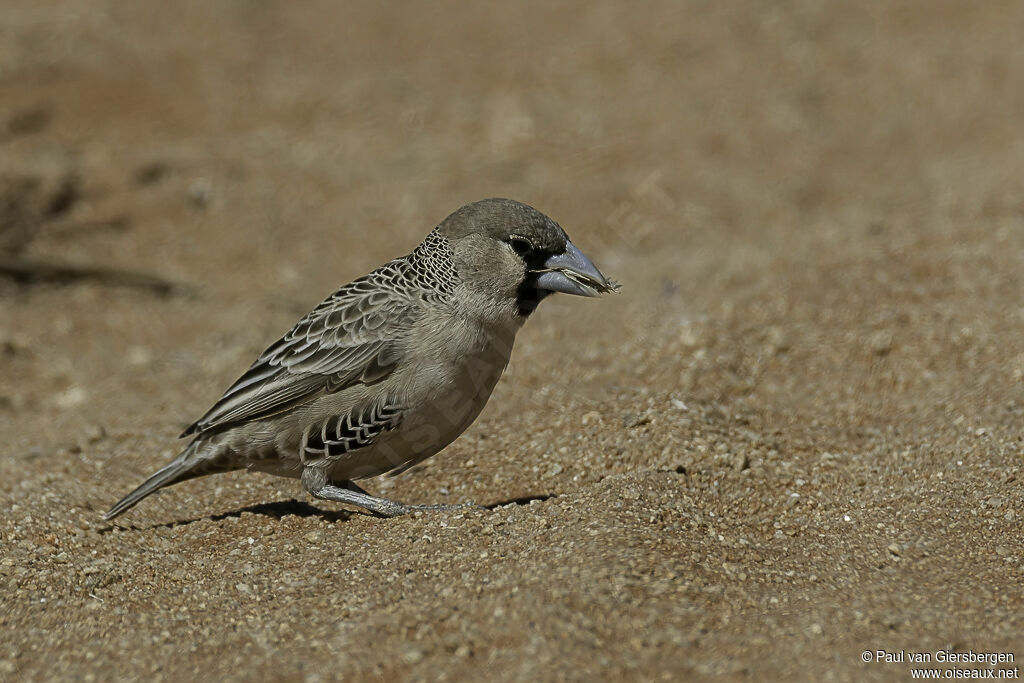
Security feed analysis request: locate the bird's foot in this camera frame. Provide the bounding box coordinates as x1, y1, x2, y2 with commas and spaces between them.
401, 502, 485, 516
361, 500, 484, 518
307, 480, 481, 518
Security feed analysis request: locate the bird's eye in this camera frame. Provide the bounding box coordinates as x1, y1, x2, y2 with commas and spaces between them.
508, 237, 533, 256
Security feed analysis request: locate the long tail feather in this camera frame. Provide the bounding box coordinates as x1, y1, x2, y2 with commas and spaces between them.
103, 442, 236, 520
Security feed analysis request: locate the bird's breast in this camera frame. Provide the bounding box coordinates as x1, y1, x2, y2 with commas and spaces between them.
359, 315, 517, 473
320, 310, 521, 481
408, 314, 517, 429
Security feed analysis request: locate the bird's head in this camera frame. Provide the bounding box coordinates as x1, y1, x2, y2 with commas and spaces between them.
437, 198, 618, 317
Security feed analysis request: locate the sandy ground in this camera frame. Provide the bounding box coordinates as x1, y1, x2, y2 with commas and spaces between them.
1, 1, 1023, 680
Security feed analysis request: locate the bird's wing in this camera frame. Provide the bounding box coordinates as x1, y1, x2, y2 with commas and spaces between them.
182, 264, 422, 437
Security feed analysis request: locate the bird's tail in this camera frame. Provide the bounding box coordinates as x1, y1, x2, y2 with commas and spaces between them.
103, 440, 238, 520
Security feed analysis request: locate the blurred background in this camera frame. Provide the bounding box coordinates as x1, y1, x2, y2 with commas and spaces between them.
2, 1, 1023, 680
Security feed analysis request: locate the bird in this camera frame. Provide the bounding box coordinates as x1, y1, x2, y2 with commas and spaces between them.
104, 198, 618, 521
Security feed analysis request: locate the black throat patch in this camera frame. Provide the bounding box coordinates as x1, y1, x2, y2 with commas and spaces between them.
515, 248, 557, 317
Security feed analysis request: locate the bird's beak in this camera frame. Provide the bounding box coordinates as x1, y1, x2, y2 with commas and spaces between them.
533, 241, 618, 297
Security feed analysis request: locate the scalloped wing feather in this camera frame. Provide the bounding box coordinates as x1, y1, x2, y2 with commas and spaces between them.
180, 264, 423, 437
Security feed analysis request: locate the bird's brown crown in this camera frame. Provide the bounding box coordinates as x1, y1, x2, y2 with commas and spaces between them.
436, 198, 569, 255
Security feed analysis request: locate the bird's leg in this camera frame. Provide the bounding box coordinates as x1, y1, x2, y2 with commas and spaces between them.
314, 481, 413, 517
300, 468, 478, 518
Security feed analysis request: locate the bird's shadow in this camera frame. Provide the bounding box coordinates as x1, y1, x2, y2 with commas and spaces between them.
98, 493, 556, 533
96, 499, 355, 533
